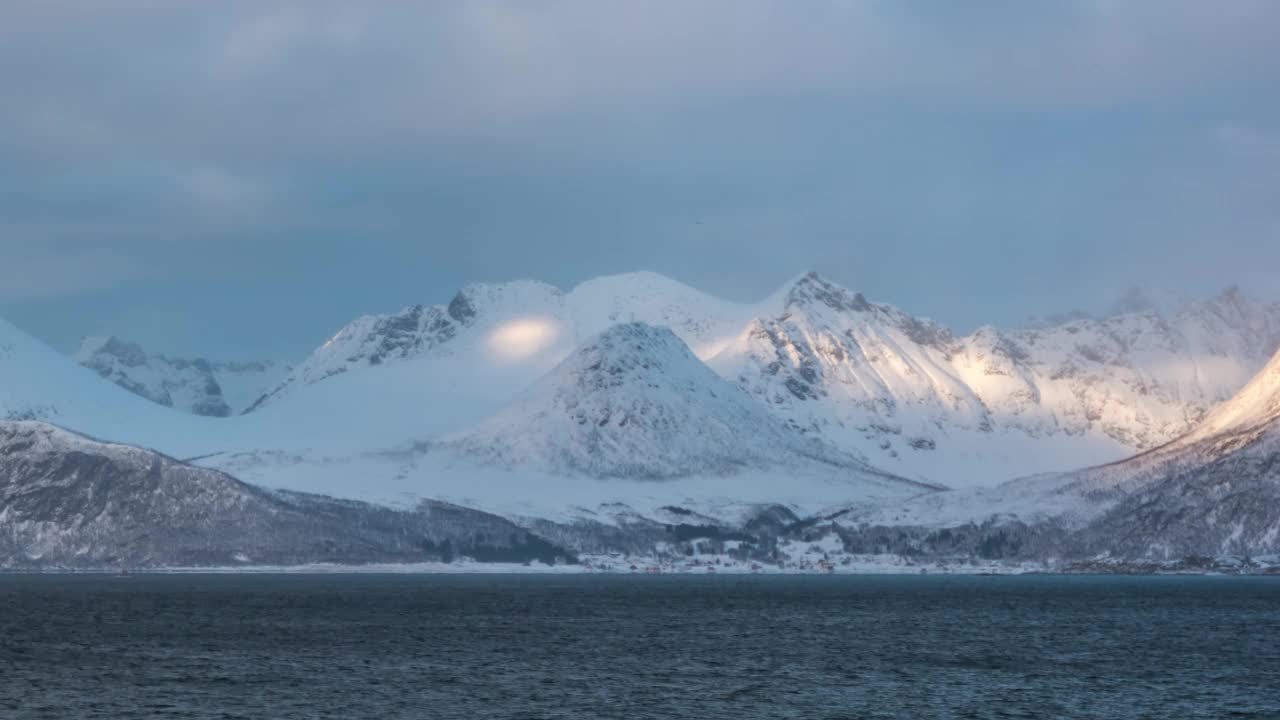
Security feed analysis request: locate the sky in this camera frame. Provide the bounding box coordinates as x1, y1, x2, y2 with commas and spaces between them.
2, 1, 1278, 360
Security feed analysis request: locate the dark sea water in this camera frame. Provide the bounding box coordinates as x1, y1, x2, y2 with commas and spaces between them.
2, 574, 1278, 719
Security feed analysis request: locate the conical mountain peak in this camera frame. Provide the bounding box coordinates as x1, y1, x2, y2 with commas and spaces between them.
782, 272, 874, 313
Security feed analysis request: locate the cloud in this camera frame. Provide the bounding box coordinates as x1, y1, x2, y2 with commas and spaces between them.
5, 2, 1280, 154
1, 0, 1279, 321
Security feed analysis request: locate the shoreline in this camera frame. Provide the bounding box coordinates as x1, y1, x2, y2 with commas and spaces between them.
4, 562, 1278, 577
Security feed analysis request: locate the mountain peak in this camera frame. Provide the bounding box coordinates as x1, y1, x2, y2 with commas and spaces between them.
1106, 285, 1188, 319
450, 279, 564, 320
783, 272, 873, 312
559, 322, 695, 389
76, 335, 146, 367
570, 270, 686, 291
583, 320, 683, 352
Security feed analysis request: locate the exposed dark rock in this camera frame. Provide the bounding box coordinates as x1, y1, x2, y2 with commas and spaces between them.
447, 291, 477, 323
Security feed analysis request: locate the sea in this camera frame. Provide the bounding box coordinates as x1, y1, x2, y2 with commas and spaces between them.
2, 574, 1278, 719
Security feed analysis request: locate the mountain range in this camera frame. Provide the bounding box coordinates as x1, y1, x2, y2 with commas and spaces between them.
3, 271, 1279, 569
213, 271, 1280, 488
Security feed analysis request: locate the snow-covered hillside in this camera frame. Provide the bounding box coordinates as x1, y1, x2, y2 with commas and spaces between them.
77, 336, 288, 416
0, 420, 569, 568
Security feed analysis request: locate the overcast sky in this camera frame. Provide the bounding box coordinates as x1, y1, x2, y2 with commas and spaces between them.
2, 1, 1278, 360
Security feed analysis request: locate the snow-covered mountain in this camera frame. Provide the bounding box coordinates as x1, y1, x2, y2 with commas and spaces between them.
245, 272, 749, 413
443, 322, 918, 485
76, 336, 289, 416
238, 271, 1280, 488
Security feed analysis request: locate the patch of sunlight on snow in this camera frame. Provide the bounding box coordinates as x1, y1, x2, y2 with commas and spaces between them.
487, 318, 560, 361
692, 335, 736, 361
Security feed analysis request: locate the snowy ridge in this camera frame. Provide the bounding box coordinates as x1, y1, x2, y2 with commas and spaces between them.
77, 336, 288, 416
